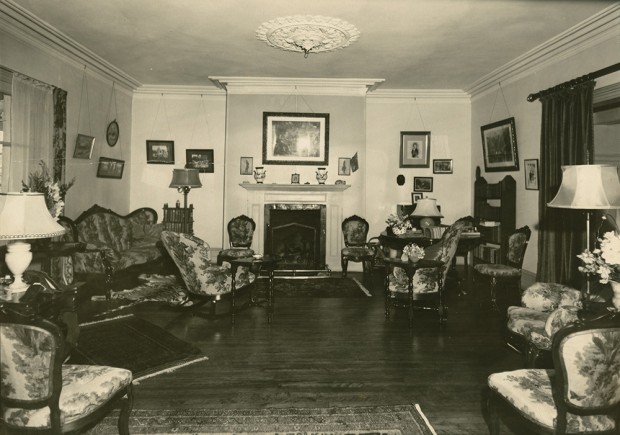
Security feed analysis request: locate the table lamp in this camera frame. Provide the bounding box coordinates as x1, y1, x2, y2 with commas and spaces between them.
411, 198, 443, 229
548, 164, 620, 304
0, 192, 66, 297
169, 168, 202, 209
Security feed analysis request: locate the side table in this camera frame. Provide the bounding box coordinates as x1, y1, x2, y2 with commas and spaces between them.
384, 257, 444, 327
229, 255, 278, 324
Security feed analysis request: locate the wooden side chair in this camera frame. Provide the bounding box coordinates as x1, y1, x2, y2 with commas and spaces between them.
486, 316, 620, 434
474, 225, 532, 310
0, 309, 134, 434
217, 214, 256, 265
341, 215, 374, 278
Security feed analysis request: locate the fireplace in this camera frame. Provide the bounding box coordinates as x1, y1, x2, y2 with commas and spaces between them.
264, 204, 327, 270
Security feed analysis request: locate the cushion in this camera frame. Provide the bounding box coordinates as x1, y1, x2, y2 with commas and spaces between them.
219, 248, 255, 260
342, 246, 374, 260
488, 369, 616, 432
521, 282, 581, 312
474, 263, 520, 278
506, 306, 548, 338
131, 222, 164, 242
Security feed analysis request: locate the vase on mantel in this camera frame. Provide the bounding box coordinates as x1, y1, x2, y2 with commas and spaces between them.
610, 280, 620, 310
253, 167, 266, 184
316, 168, 328, 184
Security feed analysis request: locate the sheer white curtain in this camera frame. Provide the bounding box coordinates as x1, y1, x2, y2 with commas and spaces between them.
6, 73, 53, 191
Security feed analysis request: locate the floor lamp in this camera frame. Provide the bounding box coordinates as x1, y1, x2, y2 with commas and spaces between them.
0, 192, 66, 299
169, 168, 202, 234
548, 164, 620, 305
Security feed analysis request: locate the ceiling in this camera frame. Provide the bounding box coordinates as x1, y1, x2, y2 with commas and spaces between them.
9, 0, 617, 91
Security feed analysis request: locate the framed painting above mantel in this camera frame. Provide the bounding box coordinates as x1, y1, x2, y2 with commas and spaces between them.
262, 112, 329, 165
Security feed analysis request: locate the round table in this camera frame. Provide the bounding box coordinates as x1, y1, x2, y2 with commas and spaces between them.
229, 255, 278, 324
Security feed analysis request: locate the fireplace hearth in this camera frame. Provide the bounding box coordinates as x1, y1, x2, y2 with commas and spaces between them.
264, 204, 327, 271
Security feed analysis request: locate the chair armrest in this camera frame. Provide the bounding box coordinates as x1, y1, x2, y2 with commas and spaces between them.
521, 282, 580, 312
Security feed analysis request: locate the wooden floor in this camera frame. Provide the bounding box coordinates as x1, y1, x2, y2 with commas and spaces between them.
78, 267, 533, 435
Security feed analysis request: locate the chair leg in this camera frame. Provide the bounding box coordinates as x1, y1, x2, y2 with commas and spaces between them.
118, 383, 134, 435
485, 389, 501, 435
490, 277, 499, 311
341, 256, 348, 278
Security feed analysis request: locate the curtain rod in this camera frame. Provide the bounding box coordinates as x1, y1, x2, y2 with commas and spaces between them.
527, 62, 620, 102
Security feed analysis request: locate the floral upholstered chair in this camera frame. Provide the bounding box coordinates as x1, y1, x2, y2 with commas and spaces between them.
474, 225, 531, 310
386, 219, 466, 323
0, 311, 133, 434
160, 231, 256, 315
506, 282, 583, 367
487, 317, 620, 434
341, 215, 375, 278
217, 215, 256, 265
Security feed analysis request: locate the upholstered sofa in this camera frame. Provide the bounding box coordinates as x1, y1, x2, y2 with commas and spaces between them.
61, 205, 167, 279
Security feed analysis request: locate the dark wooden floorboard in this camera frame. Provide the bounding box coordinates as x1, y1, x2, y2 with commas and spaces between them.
77, 268, 533, 434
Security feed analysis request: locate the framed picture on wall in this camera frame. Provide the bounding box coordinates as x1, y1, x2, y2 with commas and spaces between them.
186, 149, 214, 173
146, 140, 175, 164
413, 176, 433, 192
96, 157, 125, 179
433, 159, 453, 174
524, 158, 539, 190
240, 157, 253, 175
338, 157, 351, 175
400, 131, 431, 168
73, 134, 95, 159
480, 117, 519, 172
411, 193, 423, 203
262, 112, 329, 165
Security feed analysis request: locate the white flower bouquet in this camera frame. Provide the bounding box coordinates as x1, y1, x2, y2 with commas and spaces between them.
577, 231, 620, 284
22, 161, 75, 219
386, 213, 413, 236
403, 243, 425, 260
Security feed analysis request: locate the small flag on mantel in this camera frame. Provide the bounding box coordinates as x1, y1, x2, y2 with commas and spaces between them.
350, 152, 359, 172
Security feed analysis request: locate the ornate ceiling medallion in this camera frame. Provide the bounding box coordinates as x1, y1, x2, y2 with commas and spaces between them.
256, 15, 360, 58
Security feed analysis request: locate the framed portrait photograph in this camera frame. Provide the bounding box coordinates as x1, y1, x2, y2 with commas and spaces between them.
480, 117, 519, 172
240, 157, 253, 175
524, 158, 540, 190
106, 120, 119, 147
96, 157, 125, 179
146, 140, 175, 164
186, 149, 214, 173
411, 193, 423, 204
433, 159, 453, 174
338, 157, 351, 176
413, 176, 433, 192
263, 112, 329, 165
400, 131, 431, 168
291, 173, 300, 184
73, 134, 95, 159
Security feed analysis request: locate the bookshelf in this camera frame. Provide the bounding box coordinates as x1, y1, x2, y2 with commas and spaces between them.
162, 203, 194, 235
473, 168, 516, 265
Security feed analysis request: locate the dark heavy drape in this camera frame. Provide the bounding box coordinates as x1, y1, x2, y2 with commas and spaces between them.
52, 87, 67, 182
536, 81, 595, 286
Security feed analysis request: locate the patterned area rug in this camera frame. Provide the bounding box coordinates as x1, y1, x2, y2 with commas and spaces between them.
68, 315, 208, 382
87, 404, 436, 435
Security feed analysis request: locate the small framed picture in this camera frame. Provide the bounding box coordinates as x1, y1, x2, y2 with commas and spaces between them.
413, 176, 433, 192
524, 158, 539, 190
146, 140, 175, 164
400, 131, 431, 168
73, 134, 95, 159
240, 157, 253, 175
338, 157, 351, 176
411, 193, 423, 203
433, 159, 453, 174
291, 173, 300, 184
480, 117, 519, 172
186, 149, 214, 173
96, 157, 125, 179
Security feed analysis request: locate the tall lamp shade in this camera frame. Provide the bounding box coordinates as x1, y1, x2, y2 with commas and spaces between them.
411, 197, 443, 229
169, 168, 202, 209
0, 192, 65, 296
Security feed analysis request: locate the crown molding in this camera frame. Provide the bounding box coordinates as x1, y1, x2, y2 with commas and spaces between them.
594, 82, 620, 104
134, 85, 225, 96
467, 4, 620, 98
209, 77, 385, 96
367, 89, 470, 101
0, 0, 141, 90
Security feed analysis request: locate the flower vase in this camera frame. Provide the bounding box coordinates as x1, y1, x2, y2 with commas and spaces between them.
253, 167, 266, 184
610, 280, 620, 310
408, 255, 420, 263
316, 168, 328, 184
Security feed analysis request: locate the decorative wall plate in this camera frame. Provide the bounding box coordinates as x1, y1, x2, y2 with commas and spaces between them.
106, 119, 119, 147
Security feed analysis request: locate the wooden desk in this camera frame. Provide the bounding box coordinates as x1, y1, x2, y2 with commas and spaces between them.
383, 258, 444, 327
229, 255, 278, 324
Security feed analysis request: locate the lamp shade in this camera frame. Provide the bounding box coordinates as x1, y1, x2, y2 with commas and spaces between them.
0, 192, 65, 240
548, 164, 620, 209
169, 169, 202, 188
411, 198, 443, 217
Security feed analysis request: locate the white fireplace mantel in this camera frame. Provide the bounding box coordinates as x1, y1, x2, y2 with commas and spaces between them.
239, 183, 350, 271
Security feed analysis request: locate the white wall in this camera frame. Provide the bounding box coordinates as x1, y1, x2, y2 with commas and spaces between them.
365, 96, 472, 237
1, 28, 134, 217
470, 36, 620, 283
130, 91, 227, 245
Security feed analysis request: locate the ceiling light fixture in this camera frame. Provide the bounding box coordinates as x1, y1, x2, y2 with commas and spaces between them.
256, 15, 360, 58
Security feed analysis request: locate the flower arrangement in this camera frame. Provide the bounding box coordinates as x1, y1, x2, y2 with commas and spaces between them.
403, 243, 425, 260
386, 213, 413, 235
22, 161, 75, 219
577, 231, 620, 284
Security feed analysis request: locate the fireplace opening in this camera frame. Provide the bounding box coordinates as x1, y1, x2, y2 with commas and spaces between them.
264, 205, 326, 271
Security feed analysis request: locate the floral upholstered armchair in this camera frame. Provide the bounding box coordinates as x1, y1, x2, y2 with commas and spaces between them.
341, 215, 375, 278
487, 317, 620, 434
160, 231, 255, 302
0, 311, 133, 433
506, 282, 582, 367
217, 215, 256, 265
